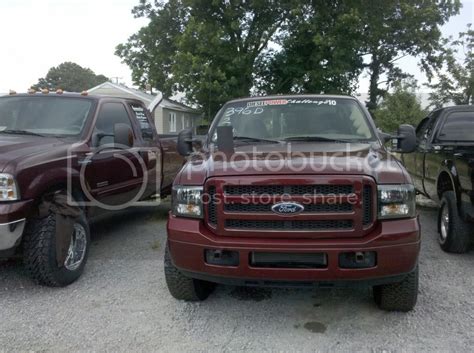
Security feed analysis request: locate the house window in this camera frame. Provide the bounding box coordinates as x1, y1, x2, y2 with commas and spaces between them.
169, 112, 177, 133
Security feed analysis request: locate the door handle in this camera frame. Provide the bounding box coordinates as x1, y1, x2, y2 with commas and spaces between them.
78, 152, 94, 165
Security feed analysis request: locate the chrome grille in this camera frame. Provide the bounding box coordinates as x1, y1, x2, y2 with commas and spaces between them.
205, 176, 376, 239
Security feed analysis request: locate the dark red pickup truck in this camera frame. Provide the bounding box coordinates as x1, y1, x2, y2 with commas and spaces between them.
0, 92, 182, 286
165, 95, 420, 312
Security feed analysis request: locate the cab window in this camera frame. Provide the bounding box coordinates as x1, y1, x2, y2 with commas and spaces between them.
94, 103, 134, 146
438, 112, 474, 142
417, 111, 442, 147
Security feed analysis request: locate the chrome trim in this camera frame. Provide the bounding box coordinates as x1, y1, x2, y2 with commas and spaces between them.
0, 219, 26, 251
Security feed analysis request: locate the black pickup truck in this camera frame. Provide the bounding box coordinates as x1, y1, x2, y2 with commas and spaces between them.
401, 105, 474, 253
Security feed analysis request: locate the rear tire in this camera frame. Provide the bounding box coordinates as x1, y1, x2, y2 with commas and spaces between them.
23, 210, 90, 287
164, 244, 215, 301
438, 191, 471, 253
373, 266, 418, 312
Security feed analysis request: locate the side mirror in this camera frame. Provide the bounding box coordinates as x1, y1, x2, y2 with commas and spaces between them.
394, 124, 416, 153
177, 128, 193, 156
378, 131, 392, 144
216, 126, 234, 154
114, 123, 134, 147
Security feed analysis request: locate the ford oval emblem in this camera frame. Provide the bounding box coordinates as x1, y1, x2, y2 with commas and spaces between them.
271, 202, 305, 215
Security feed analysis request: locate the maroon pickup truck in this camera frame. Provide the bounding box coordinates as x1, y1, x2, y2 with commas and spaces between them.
165, 95, 420, 312
0, 91, 182, 286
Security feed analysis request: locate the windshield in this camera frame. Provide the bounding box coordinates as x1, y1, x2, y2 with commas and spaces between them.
0, 96, 93, 136
211, 97, 375, 143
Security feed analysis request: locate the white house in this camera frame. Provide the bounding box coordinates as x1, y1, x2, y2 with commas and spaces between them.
88, 82, 202, 134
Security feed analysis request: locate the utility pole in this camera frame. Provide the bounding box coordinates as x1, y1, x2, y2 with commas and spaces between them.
109, 77, 123, 85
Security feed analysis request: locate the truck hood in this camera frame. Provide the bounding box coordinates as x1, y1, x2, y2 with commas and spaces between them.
0, 135, 68, 173
179, 142, 410, 185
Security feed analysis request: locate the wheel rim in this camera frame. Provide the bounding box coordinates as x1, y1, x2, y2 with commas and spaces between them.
64, 223, 87, 271
440, 205, 450, 244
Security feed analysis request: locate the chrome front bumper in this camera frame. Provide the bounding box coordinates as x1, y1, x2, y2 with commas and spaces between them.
0, 219, 26, 251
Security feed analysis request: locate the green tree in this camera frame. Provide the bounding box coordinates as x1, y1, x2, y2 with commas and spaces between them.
117, 0, 460, 117
264, 0, 460, 113
258, 0, 365, 95
117, 0, 294, 118
427, 25, 474, 108
373, 79, 426, 133
32, 62, 108, 92
116, 0, 185, 96
360, 0, 460, 114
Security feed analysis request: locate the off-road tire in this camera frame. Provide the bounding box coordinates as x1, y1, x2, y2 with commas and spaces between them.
23, 211, 90, 287
438, 191, 471, 253
164, 244, 215, 301
373, 266, 419, 312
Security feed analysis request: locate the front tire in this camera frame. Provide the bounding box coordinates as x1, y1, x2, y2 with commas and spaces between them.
373, 266, 419, 312
164, 244, 215, 301
438, 191, 471, 253
23, 211, 90, 287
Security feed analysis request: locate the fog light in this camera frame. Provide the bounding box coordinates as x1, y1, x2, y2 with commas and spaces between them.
205, 249, 239, 267
339, 251, 376, 269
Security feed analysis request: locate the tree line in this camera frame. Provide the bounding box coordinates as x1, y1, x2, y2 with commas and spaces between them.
115, 0, 472, 127
30, 1, 472, 133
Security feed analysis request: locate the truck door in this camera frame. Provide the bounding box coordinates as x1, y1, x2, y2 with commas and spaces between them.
431, 110, 474, 203
403, 117, 430, 193
83, 102, 144, 209
419, 111, 443, 197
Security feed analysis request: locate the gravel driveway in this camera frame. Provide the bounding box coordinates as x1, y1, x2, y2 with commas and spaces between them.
1, 204, 473, 352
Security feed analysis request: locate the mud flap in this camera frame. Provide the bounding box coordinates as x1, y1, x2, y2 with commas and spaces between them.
37, 192, 82, 267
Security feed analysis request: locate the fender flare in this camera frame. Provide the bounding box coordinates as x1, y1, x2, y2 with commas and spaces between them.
437, 160, 462, 209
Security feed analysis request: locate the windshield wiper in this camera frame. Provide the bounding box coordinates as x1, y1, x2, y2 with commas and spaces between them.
233, 136, 281, 144
284, 136, 367, 143
0, 129, 45, 137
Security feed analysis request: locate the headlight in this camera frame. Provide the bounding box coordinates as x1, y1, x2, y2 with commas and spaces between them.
0, 173, 18, 201
172, 186, 203, 219
378, 184, 416, 219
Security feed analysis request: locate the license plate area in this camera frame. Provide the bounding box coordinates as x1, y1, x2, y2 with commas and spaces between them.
249, 252, 328, 269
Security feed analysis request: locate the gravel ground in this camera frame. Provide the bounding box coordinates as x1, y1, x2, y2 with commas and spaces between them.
1, 204, 473, 352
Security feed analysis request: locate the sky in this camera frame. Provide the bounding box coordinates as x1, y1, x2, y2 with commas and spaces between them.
0, 0, 473, 97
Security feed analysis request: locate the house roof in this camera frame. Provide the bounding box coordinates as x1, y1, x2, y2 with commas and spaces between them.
87, 82, 200, 114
